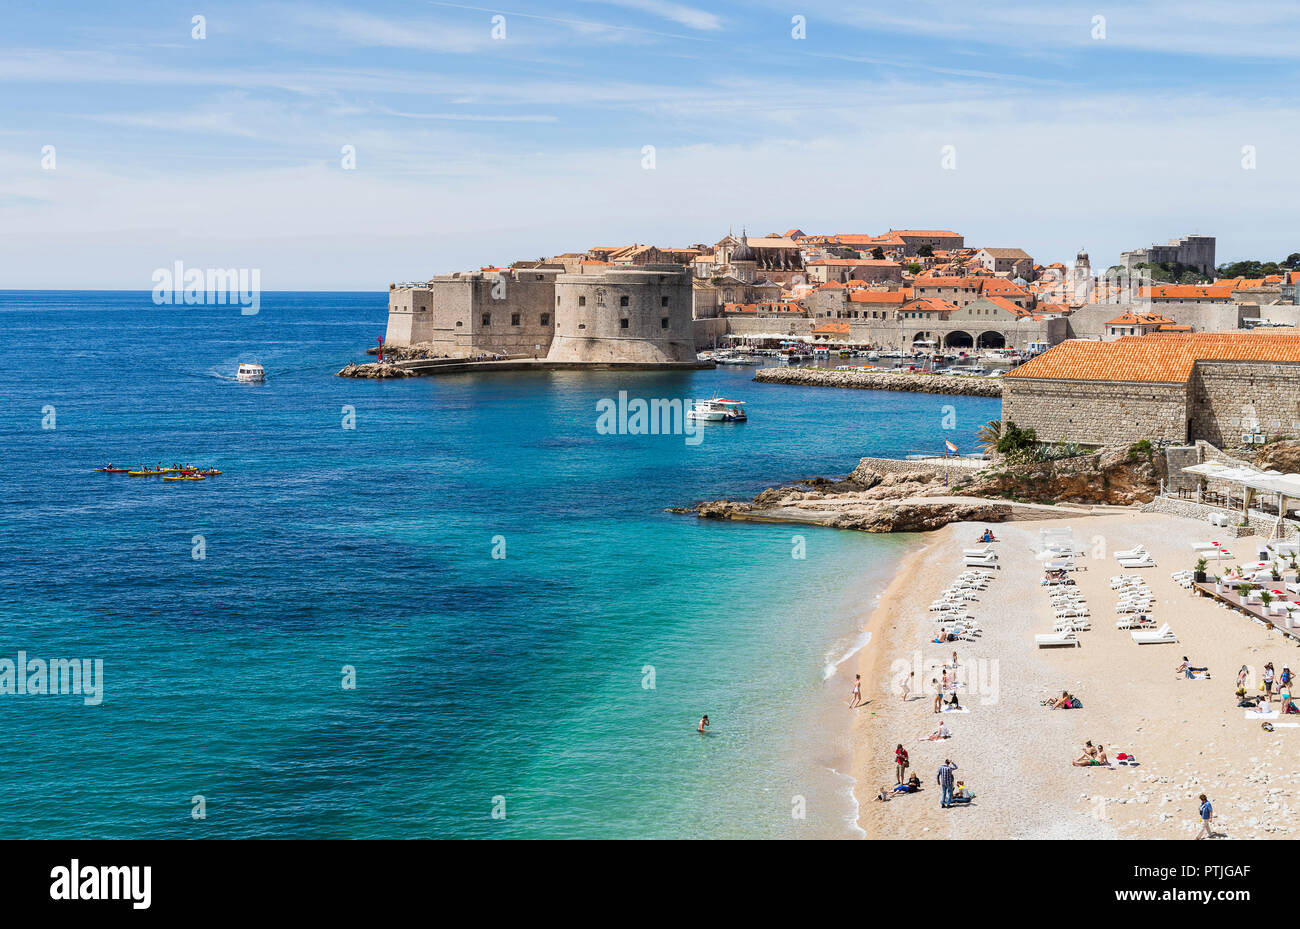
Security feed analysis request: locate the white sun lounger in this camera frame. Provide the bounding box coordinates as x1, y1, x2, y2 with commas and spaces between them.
1131, 623, 1176, 644
1035, 630, 1080, 648
1116, 617, 1156, 630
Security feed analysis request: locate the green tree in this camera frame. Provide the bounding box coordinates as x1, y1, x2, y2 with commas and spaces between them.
976, 420, 1003, 455
916, 244, 934, 258
995, 421, 1037, 455
871, 246, 885, 260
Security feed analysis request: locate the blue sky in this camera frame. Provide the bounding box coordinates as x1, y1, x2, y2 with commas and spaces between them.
3, 0, 1300, 288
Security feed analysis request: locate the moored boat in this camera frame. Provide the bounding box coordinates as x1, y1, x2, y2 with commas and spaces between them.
686, 398, 747, 423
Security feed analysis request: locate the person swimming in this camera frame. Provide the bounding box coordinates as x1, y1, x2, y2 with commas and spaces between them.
697, 714, 709, 734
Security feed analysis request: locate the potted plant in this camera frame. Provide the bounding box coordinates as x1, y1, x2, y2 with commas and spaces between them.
1272, 562, 1283, 582
1237, 582, 1253, 601
1261, 590, 1274, 613
1213, 575, 1223, 594
1194, 557, 1208, 583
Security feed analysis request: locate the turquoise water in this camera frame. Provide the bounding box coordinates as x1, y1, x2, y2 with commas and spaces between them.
0, 292, 999, 838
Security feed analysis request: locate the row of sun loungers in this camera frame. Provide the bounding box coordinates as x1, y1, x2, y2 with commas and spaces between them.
935, 570, 993, 641
1039, 561, 1085, 646
1114, 570, 1177, 643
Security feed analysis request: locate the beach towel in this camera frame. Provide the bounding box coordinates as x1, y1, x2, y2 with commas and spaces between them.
1245, 708, 1279, 719
941, 706, 969, 713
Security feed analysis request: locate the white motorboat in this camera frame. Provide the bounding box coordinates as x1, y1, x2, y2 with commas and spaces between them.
237, 362, 265, 383
686, 398, 747, 423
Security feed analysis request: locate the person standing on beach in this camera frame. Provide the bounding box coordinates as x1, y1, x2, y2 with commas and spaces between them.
1196, 793, 1214, 839
849, 674, 862, 709
937, 759, 958, 809
932, 678, 943, 714
900, 672, 913, 703
1264, 663, 1275, 704
895, 744, 909, 784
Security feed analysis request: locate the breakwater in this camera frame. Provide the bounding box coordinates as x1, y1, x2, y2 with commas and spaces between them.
754, 366, 1003, 397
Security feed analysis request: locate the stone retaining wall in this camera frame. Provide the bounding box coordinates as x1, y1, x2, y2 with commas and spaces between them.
754, 366, 1002, 397
1139, 495, 1299, 539
852, 456, 987, 486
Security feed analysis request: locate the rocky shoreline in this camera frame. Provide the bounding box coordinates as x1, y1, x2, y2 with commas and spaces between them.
336, 361, 416, 379
670, 446, 1162, 533
753, 366, 1003, 396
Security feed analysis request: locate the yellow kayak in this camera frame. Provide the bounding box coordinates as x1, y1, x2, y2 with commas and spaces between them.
162, 474, 206, 482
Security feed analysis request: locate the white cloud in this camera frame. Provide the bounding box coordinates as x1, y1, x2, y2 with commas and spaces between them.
584, 0, 724, 31
2, 89, 1296, 288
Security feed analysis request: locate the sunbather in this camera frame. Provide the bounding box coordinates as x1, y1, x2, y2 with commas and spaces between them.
1285, 700, 1300, 716
949, 781, 975, 804
1072, 741, 1098, 766
945, 692, 962, 710
1175, 657, 1210, 680
1046, 690, 1073, 709
925, 721, 952, 741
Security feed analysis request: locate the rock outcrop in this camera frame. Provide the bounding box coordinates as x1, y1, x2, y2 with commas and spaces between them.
336, 362, 416, 379
1255, 440, 1300, 474
754, 367, 1002, 397
961, 446, 1163, 505
674, 445, 1158, 533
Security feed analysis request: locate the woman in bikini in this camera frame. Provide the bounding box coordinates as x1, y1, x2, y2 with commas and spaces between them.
1072, 741, 1098, 766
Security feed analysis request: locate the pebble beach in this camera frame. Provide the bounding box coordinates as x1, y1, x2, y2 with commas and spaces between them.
847, 512, 1299, 839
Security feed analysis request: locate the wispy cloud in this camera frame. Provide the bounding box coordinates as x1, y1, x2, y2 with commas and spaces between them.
583, 0, 723, 31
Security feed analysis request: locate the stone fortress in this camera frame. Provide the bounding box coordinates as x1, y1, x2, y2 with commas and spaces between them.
387, 264, 696, 365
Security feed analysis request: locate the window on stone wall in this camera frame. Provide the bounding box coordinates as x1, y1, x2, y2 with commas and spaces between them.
482, 313, 491, 326
556, 296, 561, 305
660, 318, 669, 329
620, 318, 629, 329
578, 323, 586, 330
511, 314, 520, 326
579, 296, 586, 306
620, 296, 629, 307
540, 313, 550, 326
661, 296, 669, 307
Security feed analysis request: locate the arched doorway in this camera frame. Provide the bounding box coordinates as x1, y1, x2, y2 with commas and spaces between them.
944, 330, 974, 349
977, 331, 1006, 349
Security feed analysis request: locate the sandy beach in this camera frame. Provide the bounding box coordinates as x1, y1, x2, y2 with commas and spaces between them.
847, 511, 1300, 839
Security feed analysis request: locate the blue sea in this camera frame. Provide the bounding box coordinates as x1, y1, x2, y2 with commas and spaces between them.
0, 292, 999, 839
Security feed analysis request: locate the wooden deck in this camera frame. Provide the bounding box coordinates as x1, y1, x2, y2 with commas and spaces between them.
1193, 581, 1300, 644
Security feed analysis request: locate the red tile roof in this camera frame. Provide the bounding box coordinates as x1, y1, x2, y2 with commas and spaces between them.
1006, 331, 1300, 384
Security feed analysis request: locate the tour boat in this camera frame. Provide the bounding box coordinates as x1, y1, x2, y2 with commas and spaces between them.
686, 398, 747, 423
237, 362, 265, 383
